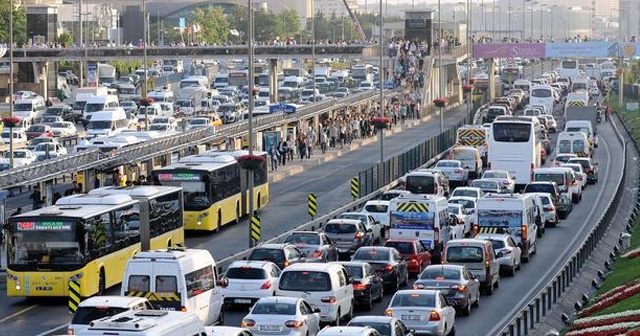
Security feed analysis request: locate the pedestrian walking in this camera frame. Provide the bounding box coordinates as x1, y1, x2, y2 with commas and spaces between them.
268, 144, 280, 171
30, 186, 41, 210
320, 131, 328, 154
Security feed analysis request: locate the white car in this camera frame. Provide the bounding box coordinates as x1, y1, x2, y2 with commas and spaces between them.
447, 203, 470, 239
357, 81, 375, 91
40, 115, 64, 126
241, 297, 321, 336
336, 212, 384, 244
481, 170, 516, 193
2, 149, 36, 167
185, 117, 211, 131
528, 192, 559, 227
33, 142, 68, 159
448, 196, 478, 227
50, 121, 77, 137
475, 233, 522, 276
385, 289, 456, 336
360, 200, 390, 229
450, 187, 484, 200
552, 153, 577, 167
567, 171, 583, 203
434, 159, 469, 185
26, 136, 56, 151
205, 327, 255, 336
590, 87, 600, 96
561, 163, 588, 190
148, 123, 176, 133
222, 260, 281, 306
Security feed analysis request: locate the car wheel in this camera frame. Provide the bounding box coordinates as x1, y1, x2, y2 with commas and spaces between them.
508, 265, 516, 277
448, 326, 456, 336
485, 283, 493, 295
365, 289, 373, 311
461, 298, 471, 316
334, 309, 341, 326
472, 292, 480, 307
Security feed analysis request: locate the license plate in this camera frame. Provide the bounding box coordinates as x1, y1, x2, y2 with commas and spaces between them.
402, 315, 421, 321
259, 325, 281, 332
339, 248, 348, 253
234, 299, 252, 304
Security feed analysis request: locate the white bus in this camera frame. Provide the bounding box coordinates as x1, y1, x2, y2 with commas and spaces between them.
351, 64, 374, 83
558, 59, 580, 81
488, 117, 542, 188
529, 85, 555, 115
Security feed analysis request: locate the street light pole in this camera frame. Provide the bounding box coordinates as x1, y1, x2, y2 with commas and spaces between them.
438, 0, 443, 133
9, 0, 14, 168
491, 0, 495, 40
247, 0, 256, 248
378, 0, 384, 163
311, 2, 316, 103
142, 0, 149, 130
508, 0, 511, 42
79, 0, 83, 87
530, 2, 536, 41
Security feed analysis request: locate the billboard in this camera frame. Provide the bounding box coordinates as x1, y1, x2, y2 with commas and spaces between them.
473, 43, 546, 58
87, 63, 97, 87
473, 42, 640, 59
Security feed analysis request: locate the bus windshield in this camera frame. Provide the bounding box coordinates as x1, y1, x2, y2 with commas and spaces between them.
531, 89, 551, 97
153, 172, 210, 210
492, 123, 531, 142
9, 219, 83, 266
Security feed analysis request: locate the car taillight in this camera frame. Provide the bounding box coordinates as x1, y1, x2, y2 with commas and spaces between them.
429, 311, 441, 321
411, 256, 419, 263
283, 260, 291, 267
260, 280, 272, 290
353, 283, 367, 290
384, 265, 395, 272
473, 224, 479, 236
285, 320, 305, 328
452, 285, 468, 292
311, 250, 323, 258
545, 205, 555, 211
321, 296, 337, 303
413, 284, 425, 289
181, 306, 187, 312
502, 180, 510, 185
354, 231, 365, 239
385, 309, 394, 316
484, 249, 491, 267
522, 225, 528, 240
67, 329, 75, 335
585, 168, 593, 173
454, 169, 463, 173
434, 227, 440, 243
241, 319, 256, 327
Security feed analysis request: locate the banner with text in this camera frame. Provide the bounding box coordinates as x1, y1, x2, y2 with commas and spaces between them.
472, 42, 640, 58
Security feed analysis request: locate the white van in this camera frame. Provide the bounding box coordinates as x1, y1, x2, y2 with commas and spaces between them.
84, 95, 119, 120
78, 310, 206, 336
1, 128, 28, 144
556, 131, 591, 157
86, 108, 130, 138
388, 194, 451, 262
121, 248, 224, 326
147, 88, 175, 103
13, 96, 46, 121
565, 120, 597, 148
213, 74, 230, 89
68, 296, 154, 335
137, 103, 165, 124
181, 76, 209, 89
474, 193, 538, 262
403, 170, 448, 196
276, 263, 354, 325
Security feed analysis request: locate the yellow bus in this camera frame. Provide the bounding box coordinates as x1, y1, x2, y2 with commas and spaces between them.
151, 151, 269, 231
5, 186, 184, 298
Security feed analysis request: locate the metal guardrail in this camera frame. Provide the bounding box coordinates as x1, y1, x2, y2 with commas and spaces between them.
493, 113, 628, 336
215, 102, 483, 272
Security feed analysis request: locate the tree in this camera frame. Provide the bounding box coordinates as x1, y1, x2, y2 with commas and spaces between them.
191, 6, 229, 45
0, 0, 26, 45
278, 7, 301, 40
58, 32, 73, 47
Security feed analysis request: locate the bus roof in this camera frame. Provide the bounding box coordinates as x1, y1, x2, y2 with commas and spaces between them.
11, 201, 139, 220
89, 185, 183, 199
155, 161, 237, 172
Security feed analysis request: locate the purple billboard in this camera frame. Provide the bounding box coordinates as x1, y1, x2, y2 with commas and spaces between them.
473, 43, 546, 58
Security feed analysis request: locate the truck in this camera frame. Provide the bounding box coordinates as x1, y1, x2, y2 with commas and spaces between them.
97, 63, 117, 87
455, 125, 489, 164
564, 98, 597, 128
175, 86, 207, 116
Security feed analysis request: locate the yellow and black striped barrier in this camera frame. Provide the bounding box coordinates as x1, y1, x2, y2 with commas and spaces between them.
68, 280, 81, 315
251, 216, 261, 244
478, 227, 505, 234
396, 202, 430, 212
308, 193, 317, 219
350, 177, 359, 200
125, 291, 180, 301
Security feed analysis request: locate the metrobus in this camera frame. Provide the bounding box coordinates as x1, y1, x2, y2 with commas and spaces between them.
228, 70, 249, 88
488, 116, 542, 188
351, 64, 374, 83
529, 85, 555, 116
5, 187, 184, 298
151, 151, 269, 231
558, 59, 580, 81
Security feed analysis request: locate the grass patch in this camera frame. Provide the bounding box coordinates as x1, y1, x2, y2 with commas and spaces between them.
596, 292, 640, 316
597, 256, 640, 295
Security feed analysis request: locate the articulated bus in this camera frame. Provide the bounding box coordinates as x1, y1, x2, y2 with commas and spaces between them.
5, 186, 184, 297
488, 117, 542, 188
151, 151, 269, 231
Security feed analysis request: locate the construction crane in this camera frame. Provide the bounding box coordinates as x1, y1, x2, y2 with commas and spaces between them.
340, 0, 368, 41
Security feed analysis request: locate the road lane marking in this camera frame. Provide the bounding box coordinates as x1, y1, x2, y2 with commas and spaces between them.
34, 323, 68, 336
0, 304, 39, 324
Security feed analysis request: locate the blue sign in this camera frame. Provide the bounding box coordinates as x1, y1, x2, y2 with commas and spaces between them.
263, 131, 279, 152
269, 103, 297, 114
545, 42, 619, 58
390, 211, 434, 230
87, 63, 97, 87
179, 18, 186, 29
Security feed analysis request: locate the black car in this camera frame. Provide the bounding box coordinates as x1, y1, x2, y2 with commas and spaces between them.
350, 246, 409, 292
337, 261, 384, 310
44, 104, 79, 123
568, 157, 599, 184
246, 243, 304, 270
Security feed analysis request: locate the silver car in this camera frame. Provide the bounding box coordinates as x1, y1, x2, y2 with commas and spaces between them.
413, 264, 480, 316
527, 192, 558, 227
242, 297, 321, 336
475, 233, 522, 276
434, 160, 469, 185
481, 170, 516, 193
385, 290, 457, 336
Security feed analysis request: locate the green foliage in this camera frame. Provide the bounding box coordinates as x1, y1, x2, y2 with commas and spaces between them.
58, 32, 73, 47
0, 0, 26, 45
110, 60, 142, 76
625, 61, 640, 84
191, 7, 229, 45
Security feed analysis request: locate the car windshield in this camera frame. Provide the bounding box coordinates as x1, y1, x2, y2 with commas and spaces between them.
484, 172, 507, 179
149, 125, 168, 131
534, 173, 564, 186
28, 126, 45, 132
249, 249, 284, 263
279, 271, 331, 291
284, 233, 320, 246
471, 180, 498, 189
489, 239, 506, 249
342, 265, 364, 279
30, 138, 52, 145
71, 307, 129, 325
384, 241, 414, 254
348, 322, 392, 336
380, 193, 404, 201
452, 150, 475, 160
568, 159, 590, 169
452, 189, 477, 198
352, 249, 389, 261
436, 161, 459, 168
448, 199, 475, 209
51, 123, 69, 128
405, 175, 436, 194
337, 214, 367, 223
445, 246, 484, 263
391, 293, 436, 307
325, 223, 357, 234
448, 206, 461, 214
226, 267, 268, 280
419, 268, 460, 280
9, 151, 27, 159
190, 119, 207, 125
251, 302, 296, 315
525, 184, 554, 193
556, 156, 575, 164
364, 204, 388, 213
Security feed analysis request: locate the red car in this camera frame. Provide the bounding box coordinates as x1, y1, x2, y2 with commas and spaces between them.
384, 238, 431, 275
25, 124, 54, 140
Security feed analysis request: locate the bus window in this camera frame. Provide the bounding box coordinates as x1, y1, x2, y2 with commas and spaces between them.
492, 123, 531, 142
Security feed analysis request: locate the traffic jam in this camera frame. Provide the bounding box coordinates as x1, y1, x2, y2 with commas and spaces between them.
59, 59, 606, 336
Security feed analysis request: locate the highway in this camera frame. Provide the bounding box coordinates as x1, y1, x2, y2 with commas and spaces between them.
0, 95, 470, 335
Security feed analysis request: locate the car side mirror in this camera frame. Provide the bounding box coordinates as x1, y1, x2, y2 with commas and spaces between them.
348, 276, 354, 284
496, 251, 504, 258
217, 278, 229, 287
313, 307, 321, 313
